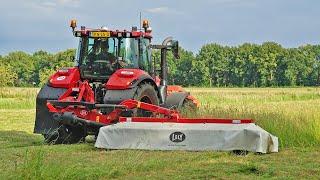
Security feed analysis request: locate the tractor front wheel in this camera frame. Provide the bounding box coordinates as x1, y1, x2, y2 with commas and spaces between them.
44, 124, 85, 144
133, 83, 159, 117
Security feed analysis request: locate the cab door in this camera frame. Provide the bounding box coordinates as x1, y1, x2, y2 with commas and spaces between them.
139, 38, 152, 73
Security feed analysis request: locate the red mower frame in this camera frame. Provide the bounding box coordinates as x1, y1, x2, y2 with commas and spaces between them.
47, 80, 254, 126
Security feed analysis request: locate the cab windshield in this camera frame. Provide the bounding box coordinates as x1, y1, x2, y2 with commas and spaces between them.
80, 37, 117, 66
78, 36, 150, 80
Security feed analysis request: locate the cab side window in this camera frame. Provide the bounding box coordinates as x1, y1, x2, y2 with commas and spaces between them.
140, 38, 151, 72
119, 38, 139, 68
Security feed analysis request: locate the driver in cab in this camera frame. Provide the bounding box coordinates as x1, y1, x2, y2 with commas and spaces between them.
89, 39, 116, 63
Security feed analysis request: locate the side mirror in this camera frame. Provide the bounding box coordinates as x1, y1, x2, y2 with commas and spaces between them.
171, 40, 180, 59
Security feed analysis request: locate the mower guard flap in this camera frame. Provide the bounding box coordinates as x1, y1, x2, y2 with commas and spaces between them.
95, 122, 278, 153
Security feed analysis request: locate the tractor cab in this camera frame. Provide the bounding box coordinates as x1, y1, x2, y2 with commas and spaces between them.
72, 21, 153, 82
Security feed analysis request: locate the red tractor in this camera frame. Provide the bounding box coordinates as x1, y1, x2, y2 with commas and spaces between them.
34, 20, 199, 144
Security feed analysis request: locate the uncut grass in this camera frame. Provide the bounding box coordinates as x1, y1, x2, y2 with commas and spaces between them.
0, 87, 37, 109
184, 88, 320, 148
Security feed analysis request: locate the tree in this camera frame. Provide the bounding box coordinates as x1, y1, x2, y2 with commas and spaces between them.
1, 51, 35, 86
33, 49, 75, 86
257, 42, 283, 86
174, 48, 196, 86
0, 64, 17, 87
32, 50, 55, 86
39, 68, 56, 86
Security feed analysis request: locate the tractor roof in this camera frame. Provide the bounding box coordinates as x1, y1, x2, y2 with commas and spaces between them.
70, 19, 152, 39
73, 27, 152, 39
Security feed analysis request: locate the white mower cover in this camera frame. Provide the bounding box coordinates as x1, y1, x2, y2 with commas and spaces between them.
95, 122, 278, 153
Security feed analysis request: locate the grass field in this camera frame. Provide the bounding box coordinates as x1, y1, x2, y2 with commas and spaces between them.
0, 87, 319, 179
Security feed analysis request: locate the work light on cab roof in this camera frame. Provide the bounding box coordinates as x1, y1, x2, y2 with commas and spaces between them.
69, 19, 153, 39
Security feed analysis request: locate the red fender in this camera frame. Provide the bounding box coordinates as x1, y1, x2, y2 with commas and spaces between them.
105, 69, 150, 90
167, 85, 200, 107
49, 67, 80, 88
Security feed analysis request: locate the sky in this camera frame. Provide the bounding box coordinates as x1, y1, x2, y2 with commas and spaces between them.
0, 0, 319, 55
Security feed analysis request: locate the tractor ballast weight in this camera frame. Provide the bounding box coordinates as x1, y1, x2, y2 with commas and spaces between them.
33, 20, 278, 153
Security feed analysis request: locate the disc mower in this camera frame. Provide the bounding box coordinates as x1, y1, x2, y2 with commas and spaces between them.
34, 20, 278, 153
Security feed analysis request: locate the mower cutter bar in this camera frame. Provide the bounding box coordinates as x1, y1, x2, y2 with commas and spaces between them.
119, 117, 254, 124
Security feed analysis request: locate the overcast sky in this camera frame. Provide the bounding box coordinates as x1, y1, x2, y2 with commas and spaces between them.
0, 0, 319, 55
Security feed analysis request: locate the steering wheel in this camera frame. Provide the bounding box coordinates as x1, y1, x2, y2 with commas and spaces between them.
93, 59, 114, 73
95, 60, 109, 64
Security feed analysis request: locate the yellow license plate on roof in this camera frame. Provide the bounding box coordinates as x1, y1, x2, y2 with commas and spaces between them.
90, 31, 110, 38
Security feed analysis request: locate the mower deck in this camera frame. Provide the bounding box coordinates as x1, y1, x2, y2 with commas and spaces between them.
95, 120, 278, 153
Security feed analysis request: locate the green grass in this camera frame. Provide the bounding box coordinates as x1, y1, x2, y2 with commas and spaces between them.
185, 88, 320, 147
0, 87, 37, 109
0, 87, 319, 179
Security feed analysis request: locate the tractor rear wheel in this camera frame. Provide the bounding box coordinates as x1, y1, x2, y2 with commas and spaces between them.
179, 98, 198, 116
44, 124, 85, 144
182, 98, 197, 110
133, 83, 159, 117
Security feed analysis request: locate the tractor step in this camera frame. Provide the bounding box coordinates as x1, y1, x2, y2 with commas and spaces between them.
95, 121, 278, 153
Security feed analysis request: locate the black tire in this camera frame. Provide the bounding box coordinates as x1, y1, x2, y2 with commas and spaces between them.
179, 98, 198, 117
133, 83, 159, 117
43, 124, 85, 144
181, 98, 197, 110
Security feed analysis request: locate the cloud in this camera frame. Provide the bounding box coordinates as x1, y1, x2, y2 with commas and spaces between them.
145, 6, 184, 15
57, 0, 80, 7
210, 0, 256, 6
28, 1, 57, 13
42, 2, 57, 8
145, 7, 170, 13
33, 0, 80, 10
25, 0, 81, 15
212, 0, 243, 3
0, 0, 319, 55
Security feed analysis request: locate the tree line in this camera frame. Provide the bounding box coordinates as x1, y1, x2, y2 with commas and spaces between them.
167, 42, 320, 87
0, 42, 320, 87
0, 50, 74, 87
